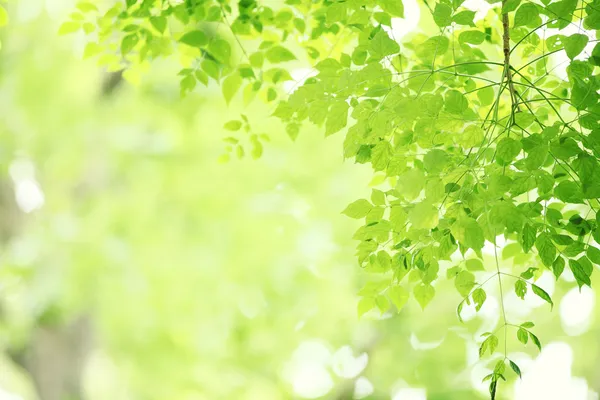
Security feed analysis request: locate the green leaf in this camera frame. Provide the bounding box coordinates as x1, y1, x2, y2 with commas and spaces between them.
451, 216, 484, 251
452, 10, 475, 26
121, 34, 139, 54
249, 52, 264, 68
554, 181, 584, 203
209, 39, 232, 64
517, 327, 528, 344
496, 138, 522, 165
563, 33, 589, 59
223, 120, 242, 131
455, 270, 475, 297
445, 90, 469, 114
423, 149, 448, 173
509, 360, 522, 379
502, 0, 521, 13
514, 3, 539, 27
514, 112, 535, 128
325, 100, 349, 136
590, 43, 600, 66
396, 169, 425, 200
531, 284, 553, 309
459, 30, 486, 45
369, 30, 400, 59
414, 283, 435, 309
222, 73, 242, 105
459, 125, 484, 148
578, 155, 600, 198
58, 21, 81, 35
535, 233, 556, 267
515, 279, 527, 299
587, 246, 600, 265
357, 297, 376, 317
375, 294, 390, 314
479, 334, 499, 357
388, 285, 409, 312
342, 199, 372, 219
472, 288, 486, 311
83, 42, 102, 59
380, 0, 404, 17
466, 258, 485, 271
478, 87, 495, 106
551, 234, 574, 246
201, 59, 220, 80
521, 223, 536, 253
433, 3, 452, 27
265, 46, 296, 63
179, 30, 208, 47
409, 201, 439, 230
521, 321, 535, 328
489, 378, 498, 400
77, 2, 98, 12
371, 189, 386, 206
326, 2, 347, 23
569, 259, 592, 288
520, 267, 537, 280
150, 16, 167, 33
552, 256, 565, 280
389, 206, 407, 230
457, 301, 464, 322
529, 331, 542, 351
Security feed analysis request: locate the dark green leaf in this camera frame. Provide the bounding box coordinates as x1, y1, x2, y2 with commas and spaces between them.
514, 3, 539, 27
554, 181, 584, 203
568, 259, 592, 288
531, 284, 553, 309
587, 245, 600, 264
529, 332, 542, 351
521, 223, 536, 253
552, 256, 565, 280
535, 233, 556, 267
509, 360, 522, 379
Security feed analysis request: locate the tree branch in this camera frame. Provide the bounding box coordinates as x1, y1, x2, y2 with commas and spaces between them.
501, 7, 519, 112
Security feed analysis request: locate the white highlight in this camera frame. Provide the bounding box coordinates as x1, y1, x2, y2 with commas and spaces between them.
0, 388, 23, 400
389, 0, 421, 39
559, 286, 595, 336
392, 387, 427, 400
514, 342, 591, 400
354, 376, 374, 399
409, 332, 446, 350
9, 158, 44, 213
331, 345, 368, 379
462, 0, 494, 21
283, 340, 334, 399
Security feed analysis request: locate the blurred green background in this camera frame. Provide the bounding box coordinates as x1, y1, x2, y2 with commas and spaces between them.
0, 1, 598, 399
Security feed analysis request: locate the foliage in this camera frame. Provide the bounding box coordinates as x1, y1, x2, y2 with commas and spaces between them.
17, 0, 600, 397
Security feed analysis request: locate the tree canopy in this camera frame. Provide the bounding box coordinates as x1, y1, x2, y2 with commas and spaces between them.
2, 0, 600, 398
